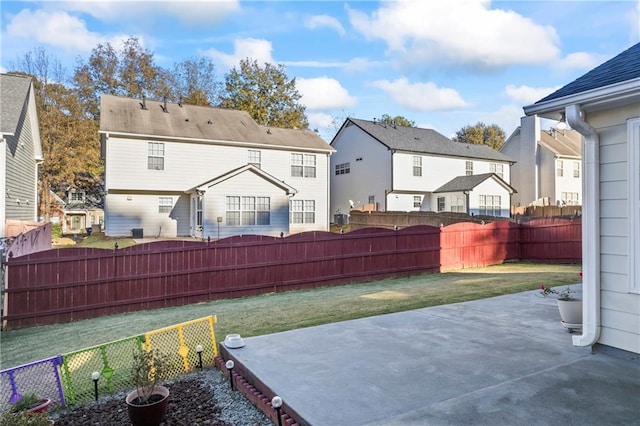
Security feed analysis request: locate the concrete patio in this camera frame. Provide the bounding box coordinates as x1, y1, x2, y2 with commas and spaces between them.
220, 286, 640, 425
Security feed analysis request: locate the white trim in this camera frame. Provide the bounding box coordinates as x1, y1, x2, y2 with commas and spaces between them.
628, 118, 640, 293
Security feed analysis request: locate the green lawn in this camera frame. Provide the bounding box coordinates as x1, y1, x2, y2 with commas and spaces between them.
0, 262, 581, 370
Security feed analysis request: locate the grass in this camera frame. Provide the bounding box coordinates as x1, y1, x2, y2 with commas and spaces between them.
0, 262, 581, 370
76, 233, 136, 249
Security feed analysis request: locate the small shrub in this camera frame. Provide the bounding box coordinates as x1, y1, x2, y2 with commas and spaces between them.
51, 224, 62, 239
10, 393, 41, 412
130, 349, 169, 405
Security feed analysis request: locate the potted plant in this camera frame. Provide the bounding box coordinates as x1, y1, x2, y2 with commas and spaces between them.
125, 348, 170, 426
539, 278, 582, 332
10, 393, 51, 414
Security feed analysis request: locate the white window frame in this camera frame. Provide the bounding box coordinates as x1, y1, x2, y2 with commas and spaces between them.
556, 159, 564, 177
148, 142, 165, 170
465, 161, 473, 176
248, 150, 261, 168
291, 153, 316, 178
335, 162, 350, 175
226, 195, 270, 226
451, 196, 464, 213
437, 196, 445, 212
290, 199, 315, 224
490, 163, 503, 179
479, 195, 501, 216
158, 196, 173, 213
628, 118, 640, 293
413, 196, 421, 208
573, 161, 580, 178
413, 156, 422, 177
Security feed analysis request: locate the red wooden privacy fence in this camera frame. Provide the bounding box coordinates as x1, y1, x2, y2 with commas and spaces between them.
2, 219, 581, 329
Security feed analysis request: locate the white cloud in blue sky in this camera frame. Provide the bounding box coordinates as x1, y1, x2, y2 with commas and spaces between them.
1, 0, 638, 140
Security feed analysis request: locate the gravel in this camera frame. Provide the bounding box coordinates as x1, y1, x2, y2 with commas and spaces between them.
51, 368, 273, 426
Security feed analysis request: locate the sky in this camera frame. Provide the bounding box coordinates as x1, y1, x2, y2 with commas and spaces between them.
2, 0, 639, 141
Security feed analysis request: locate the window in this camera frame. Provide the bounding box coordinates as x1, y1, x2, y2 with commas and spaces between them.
413, 196, 422, 208
196, 196, 203, 229
248, 150, 261, 168
556, 159, 564, 177
158, 197, 173, 213
490, 163, 504, 179
413, 156, 422, 177
290, 200, 315, 224
479, 195, 501, 216
437, 197, 445, 212
148, 142, 164, 170
335, 162, 350, 175
466, 161, 473, 176
573, 161, 580, 178
451, 196, 465, 213
561, 192, 579, 205
368, 195, 375, 204
628, 118, 640, 293
70, 191, 85, 203
226, 196, 270, 226
291, 154, 316, 178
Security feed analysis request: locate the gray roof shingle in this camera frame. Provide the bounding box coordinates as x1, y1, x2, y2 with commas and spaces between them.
535, 42, 640, 104
341, 118, 513, 162
99, 95, 334, 152
1, 74, 32, 135
433, 173, 515, 193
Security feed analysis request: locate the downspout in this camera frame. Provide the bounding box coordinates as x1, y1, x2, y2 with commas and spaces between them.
565, 104, 601, 347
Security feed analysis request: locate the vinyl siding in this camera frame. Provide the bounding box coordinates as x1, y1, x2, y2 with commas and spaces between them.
4, 98, 37, 222
105, 192, 186, 237
590, 103, 640, 354
467, 179, 512, 217
330, 124, 392, 215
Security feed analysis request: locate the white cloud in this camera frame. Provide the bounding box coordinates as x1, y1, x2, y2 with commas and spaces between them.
479, 104, 524, 135
505, 84, 561, 105
205, 38, 275, 69
297, 77, 357, 110
58, 0, 240, 25
348, 0, 560, 69
307, 112, 334, 129
4, 9, 107, 52
554, 52, 603, 72
629, 0, 640, 42
371, 78, 469, 111
305, 15, 345, 36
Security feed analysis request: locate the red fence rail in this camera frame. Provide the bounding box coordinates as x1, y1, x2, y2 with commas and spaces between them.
2, 219, 581, 329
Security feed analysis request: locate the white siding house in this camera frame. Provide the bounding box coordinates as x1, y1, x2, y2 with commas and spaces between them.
0, 74, 43, 240
99, 95, 334, 239
524, 42, 640, 354
501, 115, 582, 208
330, 118, 514, 220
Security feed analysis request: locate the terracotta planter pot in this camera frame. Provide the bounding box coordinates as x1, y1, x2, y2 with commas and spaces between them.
125, 385, 170, 426
557, 298, 582, 330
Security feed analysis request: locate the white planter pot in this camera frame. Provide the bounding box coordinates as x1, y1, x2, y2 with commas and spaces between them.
557, 298, 582, 332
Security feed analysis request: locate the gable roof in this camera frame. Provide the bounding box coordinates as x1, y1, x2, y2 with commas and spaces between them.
539, 129, 581, 157
535, 43, 640, 104
433, 173, 516, 194
336, 118, 513, 163
99, 95, 333, 153
1, 74, 34, 135
190, 164, 297, 195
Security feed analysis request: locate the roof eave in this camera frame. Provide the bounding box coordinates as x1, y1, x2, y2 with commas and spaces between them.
523, 77, 640, 118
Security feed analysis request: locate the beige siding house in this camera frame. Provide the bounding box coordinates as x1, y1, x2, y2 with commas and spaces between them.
99, 96, 334, 239
525, 42, 640, 354
0, 74, 43, 240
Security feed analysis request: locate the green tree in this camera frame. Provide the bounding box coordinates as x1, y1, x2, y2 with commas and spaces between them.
73, 37, 161, 119
170, 56, 220, 106
219, 58, 308, 129
453, 122, 505, 150
9, 48, 102, 220
376, 114, 415, 127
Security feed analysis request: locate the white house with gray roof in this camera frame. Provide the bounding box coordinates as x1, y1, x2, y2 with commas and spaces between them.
524, 42, 640, 354
99, 95, 334, 239
501, 115, 582, 208
0, 74, 43, 240
329, 118, 514, 220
